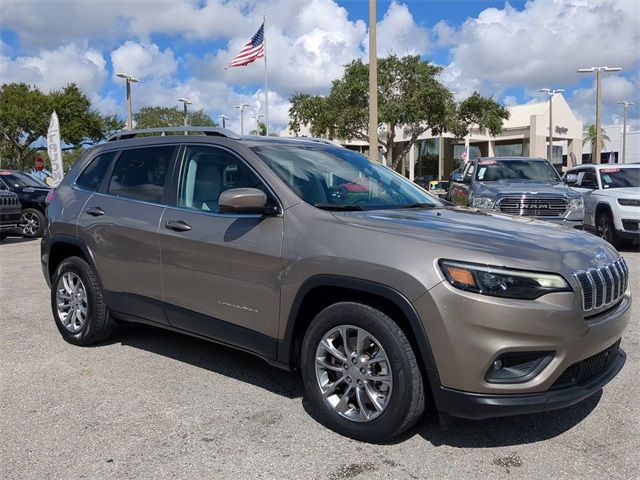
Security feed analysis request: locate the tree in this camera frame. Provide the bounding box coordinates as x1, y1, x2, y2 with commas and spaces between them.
249, 122, 267, 136
133, 106, 217, 129
582, 124, 610, 163
289, 55, 510, 171
0, 82, 124, 171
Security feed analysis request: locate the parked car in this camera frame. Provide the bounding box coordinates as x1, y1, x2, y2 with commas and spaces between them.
447, 157, 584, 227
413, 175, 434, 189
42, 127, 631, 441
563, 164, 640, 247
0, 170, 52, 237
0, 189, 22, 240
427, 180, 450, 199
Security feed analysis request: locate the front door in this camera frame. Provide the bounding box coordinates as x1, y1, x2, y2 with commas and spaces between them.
159, 144, 284, 358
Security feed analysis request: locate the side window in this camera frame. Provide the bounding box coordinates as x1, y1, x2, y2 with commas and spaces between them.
178, 146, 266, 213
463, 163, 475, 181
581, 169, 598, 189
76, 151, 117, 191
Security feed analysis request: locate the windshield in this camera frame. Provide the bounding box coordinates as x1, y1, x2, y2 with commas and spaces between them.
0, 171, 48, 188
474, 159, 561, 182
251, 145, 441, 210
598, 167, 640, 189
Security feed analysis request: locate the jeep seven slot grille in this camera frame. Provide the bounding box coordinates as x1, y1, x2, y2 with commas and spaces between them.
573, 258, 628, 312
497, 196, 567, 217
0, 195, 20, 207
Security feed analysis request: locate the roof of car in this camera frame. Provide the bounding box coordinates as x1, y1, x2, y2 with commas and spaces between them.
476, 156, 547, 162
567, 163, 640, 170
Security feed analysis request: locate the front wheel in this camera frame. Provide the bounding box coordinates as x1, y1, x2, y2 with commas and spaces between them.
20, 208, 45, 237
596, 211, 621, 248
301, 302, 425, 442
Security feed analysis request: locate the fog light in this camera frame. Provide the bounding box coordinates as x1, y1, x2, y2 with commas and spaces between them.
485, 351, 554, 384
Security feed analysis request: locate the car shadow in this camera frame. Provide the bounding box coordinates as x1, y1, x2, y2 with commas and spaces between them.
111, 322, 601, 447
114, 323, 304, 399
0, 236, 38, 245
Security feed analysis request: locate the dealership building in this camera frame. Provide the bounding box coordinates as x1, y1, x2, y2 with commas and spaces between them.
282, 94, 587, 179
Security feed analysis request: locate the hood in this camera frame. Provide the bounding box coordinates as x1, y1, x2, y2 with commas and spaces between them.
595, 187, 640, 199
333, 206, 619, 275
474, 180, 580, 198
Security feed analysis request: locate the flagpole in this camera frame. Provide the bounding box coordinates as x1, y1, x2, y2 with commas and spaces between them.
263, 15, 269, 136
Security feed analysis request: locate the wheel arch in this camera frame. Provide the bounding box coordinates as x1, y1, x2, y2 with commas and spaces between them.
278, 275, 440, 385
595, 201, 613, 219
47, 235, 100, 285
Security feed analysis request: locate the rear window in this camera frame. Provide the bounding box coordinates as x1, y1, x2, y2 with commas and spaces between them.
76, 151, 117, 190
107, 146, 175, 203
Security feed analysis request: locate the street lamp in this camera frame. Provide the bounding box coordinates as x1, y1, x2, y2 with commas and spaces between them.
218, 114, 229, 129
234, 104, 250, 136
616, 101, 634, 164
537, 88, 564, 162
252, 113, 265, 135
577, 66, 622, 163
115, 73, 139, 130
178, 98, 192, 134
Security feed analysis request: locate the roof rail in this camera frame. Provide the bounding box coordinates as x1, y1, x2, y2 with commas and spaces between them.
107, 126, 242, 142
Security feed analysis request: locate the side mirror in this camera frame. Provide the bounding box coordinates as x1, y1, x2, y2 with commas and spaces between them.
564, 173, 578, 185
451, 172, 465, 183
218, 188, 271, 214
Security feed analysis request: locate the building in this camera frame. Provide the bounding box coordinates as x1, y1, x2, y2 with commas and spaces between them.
579, 124, 640, 164
281, 94, 585, 179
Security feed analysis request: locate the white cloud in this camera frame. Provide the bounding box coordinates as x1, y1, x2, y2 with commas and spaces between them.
0, 43, 107, 95
110, 41, 177, 80
374, 1, 429, 56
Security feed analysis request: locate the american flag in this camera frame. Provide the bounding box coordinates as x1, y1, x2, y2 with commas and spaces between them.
225, 23, 265, 69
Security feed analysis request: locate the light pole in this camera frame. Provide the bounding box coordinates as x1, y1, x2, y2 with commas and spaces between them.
252, 113, 264, 135
368, 0, 379, 164
234, 104, 250, 136
116, 73, 139, 130
218, 115, 229, 129
616, 101, 633, 164
578, 66, 622, 163
537, 88, 564, 162
178, 98, 192, 134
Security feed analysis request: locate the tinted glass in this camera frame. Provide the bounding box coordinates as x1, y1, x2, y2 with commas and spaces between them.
76, 151, 117, 190
599, 167, 640, 188
107, 146, 174, 203
475, 159, 561, 182
581, 169, 598, 188
1, 171, 48, 188
252, 145, 440, 210
178, 146, 266, 213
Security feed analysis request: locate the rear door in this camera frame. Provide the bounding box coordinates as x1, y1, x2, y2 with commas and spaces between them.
158, 144, 283, 357
77, 144, 178, 325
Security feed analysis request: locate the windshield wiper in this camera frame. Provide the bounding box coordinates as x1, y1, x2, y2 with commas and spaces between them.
313, 203, 365, 211
388, 203, 437, 209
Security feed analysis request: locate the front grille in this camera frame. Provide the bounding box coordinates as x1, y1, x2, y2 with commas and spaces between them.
551, 340, 621, 389
0, 195, 19, 207
573, 258, 628, 312
497, 196, 567, 217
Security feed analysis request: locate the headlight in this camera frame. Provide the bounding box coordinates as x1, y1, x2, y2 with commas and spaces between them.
568, 198, 583, 211
471, 196, 496, 209
618, 198, 640, 207
439, 260, 571, 300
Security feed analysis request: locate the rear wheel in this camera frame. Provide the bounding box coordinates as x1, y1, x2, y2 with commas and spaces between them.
51, 256, 114, 345
20, 208, 45, 238
596, 210, 621, 248
301, 302, 425, 442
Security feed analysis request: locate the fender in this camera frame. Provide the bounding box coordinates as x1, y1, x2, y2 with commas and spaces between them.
277, 275, 440, 379
44, 234, 102, 288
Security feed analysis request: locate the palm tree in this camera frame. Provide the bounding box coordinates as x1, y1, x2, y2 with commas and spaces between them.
582, 124, 610, 163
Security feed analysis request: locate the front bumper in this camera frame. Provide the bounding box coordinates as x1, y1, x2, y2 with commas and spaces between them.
435, 348, 625, 419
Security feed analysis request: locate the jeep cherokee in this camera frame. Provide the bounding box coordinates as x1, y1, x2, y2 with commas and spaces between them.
42, 127, 631, 441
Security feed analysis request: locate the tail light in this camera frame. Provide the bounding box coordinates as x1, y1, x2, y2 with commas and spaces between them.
45, 189, 56, 205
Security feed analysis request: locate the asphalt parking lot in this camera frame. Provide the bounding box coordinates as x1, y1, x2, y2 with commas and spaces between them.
1, 238, 638, 480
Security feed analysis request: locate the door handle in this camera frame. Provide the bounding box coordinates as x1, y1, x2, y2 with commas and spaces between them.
86, 207, 105, 217
165, 220, 192, 232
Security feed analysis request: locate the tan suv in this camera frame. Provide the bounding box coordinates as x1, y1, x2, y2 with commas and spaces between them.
42, 127, 631, 441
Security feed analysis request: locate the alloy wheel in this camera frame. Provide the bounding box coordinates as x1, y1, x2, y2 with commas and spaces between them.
56, 272, 88, 333
20, 211, 40, 236
597, 215, 612, 242
314, 325, 393, 422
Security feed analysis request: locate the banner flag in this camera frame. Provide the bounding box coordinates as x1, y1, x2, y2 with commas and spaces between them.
47, 111, 64, 186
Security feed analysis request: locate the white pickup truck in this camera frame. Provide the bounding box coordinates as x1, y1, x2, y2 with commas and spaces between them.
563, 164, 640, 247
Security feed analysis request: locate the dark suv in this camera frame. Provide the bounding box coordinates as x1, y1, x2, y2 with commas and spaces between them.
0, 170, 51, 237
42, 128, 630, 441
0, 189, 22, 239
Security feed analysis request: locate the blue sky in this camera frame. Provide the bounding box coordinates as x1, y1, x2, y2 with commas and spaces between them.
1, 0, 638, 133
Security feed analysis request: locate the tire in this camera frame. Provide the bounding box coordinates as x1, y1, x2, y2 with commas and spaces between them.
20, 208, 45, 238
596, 210, 622, 249
301, 302, 425, 442
51, 256, 114, 345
